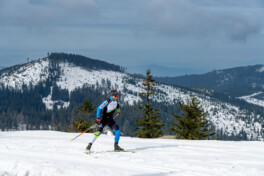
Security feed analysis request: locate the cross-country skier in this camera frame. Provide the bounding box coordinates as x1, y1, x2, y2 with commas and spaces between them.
86, 90, 124, 153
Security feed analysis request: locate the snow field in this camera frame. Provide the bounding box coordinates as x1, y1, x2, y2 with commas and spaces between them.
0, 131, 264, 176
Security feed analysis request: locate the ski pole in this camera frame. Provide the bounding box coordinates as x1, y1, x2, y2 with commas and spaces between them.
70, 123, 97, 142
70, 113, 120, 142
113, 112, 120, 119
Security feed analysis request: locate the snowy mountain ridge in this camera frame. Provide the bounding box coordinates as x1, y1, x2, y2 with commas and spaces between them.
0, 60, 50, 90
0, 55, 263, 140
156, 64, 264, 91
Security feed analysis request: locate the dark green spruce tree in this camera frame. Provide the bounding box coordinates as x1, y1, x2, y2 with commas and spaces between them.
133, 70, 164, 138
169, 96, 215, 140
72, 98, 96, 132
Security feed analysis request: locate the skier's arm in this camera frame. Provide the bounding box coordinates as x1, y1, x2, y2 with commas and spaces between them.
97, 100, 108, 118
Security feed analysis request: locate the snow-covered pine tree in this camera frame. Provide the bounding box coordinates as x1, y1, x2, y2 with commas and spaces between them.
169, 96, 215, 140
133, 70, 164, 138
72, 98, 96, 132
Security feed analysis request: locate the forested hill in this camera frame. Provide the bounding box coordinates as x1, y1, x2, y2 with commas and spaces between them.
48, 53, 125, 72
0, 53, 264, 141
155, 64, 264, 91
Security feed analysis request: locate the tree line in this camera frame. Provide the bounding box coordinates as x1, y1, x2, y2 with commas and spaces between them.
73, 70, 216, 140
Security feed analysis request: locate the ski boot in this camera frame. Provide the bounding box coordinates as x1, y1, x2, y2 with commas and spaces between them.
85, 143, 93, 154
114, 142, 124, 152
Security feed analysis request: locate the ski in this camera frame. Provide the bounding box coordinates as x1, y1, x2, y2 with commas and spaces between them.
106, 150, 139, 153
84, 150, 139, 155
84, 151, 98, 158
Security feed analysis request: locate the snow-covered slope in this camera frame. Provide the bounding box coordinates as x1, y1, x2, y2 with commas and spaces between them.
0, 60, 50, 89
238, 92, 264, 108
257, 66, 264, 73
0, 131, 264, 176
156, 64, 264, 91
0, 58, 264, 140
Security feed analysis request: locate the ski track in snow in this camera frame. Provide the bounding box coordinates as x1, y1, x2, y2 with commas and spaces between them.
0, 131, 264, 176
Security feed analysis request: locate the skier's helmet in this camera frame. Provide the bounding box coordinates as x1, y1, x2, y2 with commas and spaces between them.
110, 89, 119, 97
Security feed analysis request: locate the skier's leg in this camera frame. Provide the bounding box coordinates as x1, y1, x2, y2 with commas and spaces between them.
89, 113, 107, 145
109, 120, 120, 142
110, 120, 124, 151
90, 131, 101, 143
89, 124, 104, 144
86, 121, 105, 152
113, 128, 120, 143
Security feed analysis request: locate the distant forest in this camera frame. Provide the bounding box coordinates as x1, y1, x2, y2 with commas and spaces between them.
49, 53, 125, 72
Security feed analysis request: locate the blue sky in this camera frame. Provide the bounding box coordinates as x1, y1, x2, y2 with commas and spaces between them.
0, 0, 264, 76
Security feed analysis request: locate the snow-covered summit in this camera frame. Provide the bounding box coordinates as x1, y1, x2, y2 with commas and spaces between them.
0, 59, 50, 90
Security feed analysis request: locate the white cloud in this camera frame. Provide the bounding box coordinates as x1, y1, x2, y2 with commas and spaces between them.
142, 0, 263, 41
0, 0, 100, 27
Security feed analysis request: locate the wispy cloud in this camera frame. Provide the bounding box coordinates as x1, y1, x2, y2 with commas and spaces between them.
141, 0, 263, 41
0, 0, 100, 27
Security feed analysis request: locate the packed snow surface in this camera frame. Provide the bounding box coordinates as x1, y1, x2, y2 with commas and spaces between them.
1, 131, 264, 176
